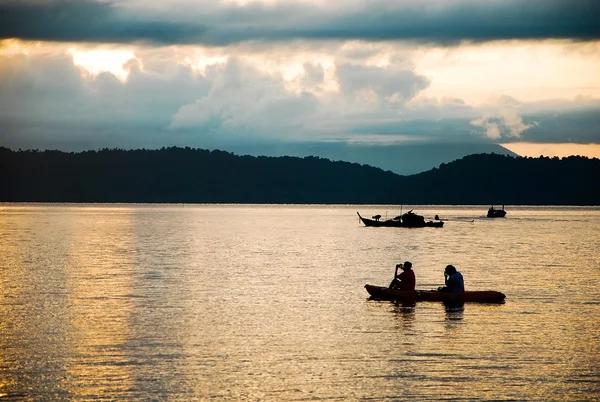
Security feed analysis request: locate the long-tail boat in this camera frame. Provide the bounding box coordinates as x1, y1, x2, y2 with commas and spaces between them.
357, 211, 444, 228
487, 205, 507, 218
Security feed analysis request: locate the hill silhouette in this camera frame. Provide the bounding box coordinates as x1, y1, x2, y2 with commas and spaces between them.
1, 146, 599, 205
403, 153, 599, 205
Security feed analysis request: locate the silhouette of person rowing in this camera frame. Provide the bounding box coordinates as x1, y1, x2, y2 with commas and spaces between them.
389, 261, 415, 291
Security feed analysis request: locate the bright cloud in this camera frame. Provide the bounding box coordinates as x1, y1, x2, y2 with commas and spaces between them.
470, 109, 537, 140
416, 41, 600, 104
69, 48, 135, 81
1, 38, 599, 150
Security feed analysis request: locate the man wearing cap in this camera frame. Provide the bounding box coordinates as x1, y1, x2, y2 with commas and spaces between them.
389, 261, 416, 291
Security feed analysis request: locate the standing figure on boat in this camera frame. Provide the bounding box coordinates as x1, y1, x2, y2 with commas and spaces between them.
389, 261, 416, 291
438, 265, 464, 292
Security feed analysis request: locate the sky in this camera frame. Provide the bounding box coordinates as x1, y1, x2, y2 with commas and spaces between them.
1, 0, 600, 164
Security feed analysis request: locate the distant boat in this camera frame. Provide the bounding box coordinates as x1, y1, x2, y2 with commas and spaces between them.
487, 205, 507, 218
357, 210, 444, 228
365, 285, 506, 303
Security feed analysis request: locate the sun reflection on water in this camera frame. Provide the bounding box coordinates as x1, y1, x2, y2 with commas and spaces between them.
0, 204, 598, 400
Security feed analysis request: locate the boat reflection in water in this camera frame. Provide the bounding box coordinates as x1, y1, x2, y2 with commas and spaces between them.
392, 300, 417, 321
443, 301, 465, 321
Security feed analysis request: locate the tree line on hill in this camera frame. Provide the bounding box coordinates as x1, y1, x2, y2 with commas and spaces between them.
1, 146, 599, 205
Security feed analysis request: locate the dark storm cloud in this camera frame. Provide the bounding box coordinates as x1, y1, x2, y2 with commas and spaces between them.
0, 0, 207, 45
522, 109, 600, 144
1, 0, 599, 45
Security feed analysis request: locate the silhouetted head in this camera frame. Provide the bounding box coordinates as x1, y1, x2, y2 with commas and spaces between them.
445, 265, 457, 275
403, 261, 412, 270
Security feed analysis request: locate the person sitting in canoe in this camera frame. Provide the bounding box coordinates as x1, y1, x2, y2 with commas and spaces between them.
438, 265, 464, 292
389, 261, 415, 291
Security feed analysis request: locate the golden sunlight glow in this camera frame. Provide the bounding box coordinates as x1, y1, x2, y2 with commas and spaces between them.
0, 39, 39, 55
416, 41, 600, 105
68, 48, 135, 82
501, 143, 600, 159
65, 208, 136, 398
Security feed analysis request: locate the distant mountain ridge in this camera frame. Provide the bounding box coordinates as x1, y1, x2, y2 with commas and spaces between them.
1, 146, 599, 205
224, 142, 518, 175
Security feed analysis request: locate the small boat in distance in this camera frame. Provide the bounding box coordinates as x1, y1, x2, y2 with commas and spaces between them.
365, 285, 506, 303
487, 205, 507, 218
357, 210, 444, 228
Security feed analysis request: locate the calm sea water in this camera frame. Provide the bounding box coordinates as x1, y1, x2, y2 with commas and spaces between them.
1, 204, 599, 401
